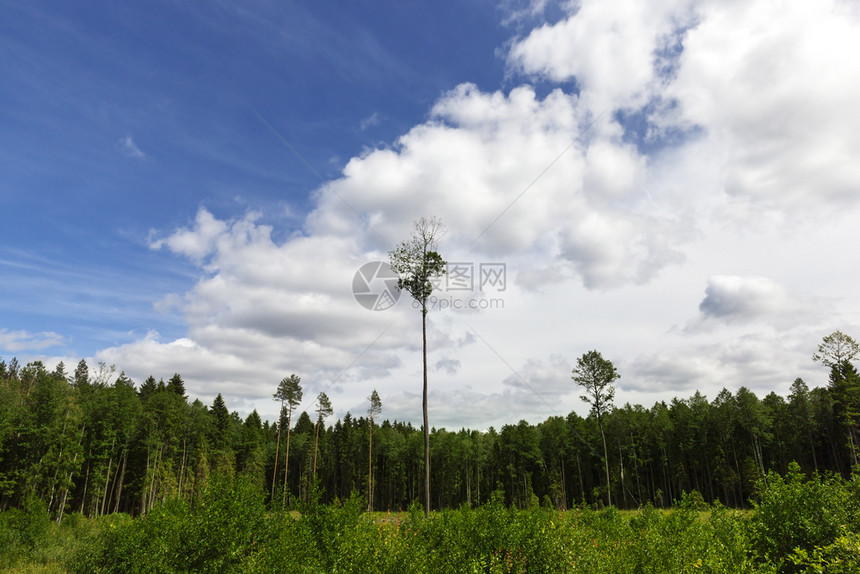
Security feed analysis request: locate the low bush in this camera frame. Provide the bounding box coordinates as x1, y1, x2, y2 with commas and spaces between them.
750, 462, 860, 572
4, 465, 859, 573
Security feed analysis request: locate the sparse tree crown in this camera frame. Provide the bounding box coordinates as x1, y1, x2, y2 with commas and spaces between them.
368, 389, 382, 419
813, 330, 860, 369
388, 216, 447, 315
572, 350, 619, 418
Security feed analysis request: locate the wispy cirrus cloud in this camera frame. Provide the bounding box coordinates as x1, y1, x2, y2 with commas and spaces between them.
118, 135, 145, 159
359, 112, 381, 131
0, 329, 64, 353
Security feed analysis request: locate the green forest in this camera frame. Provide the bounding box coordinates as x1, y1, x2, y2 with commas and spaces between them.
2, 331, 860, 572
3, 333, 860, 517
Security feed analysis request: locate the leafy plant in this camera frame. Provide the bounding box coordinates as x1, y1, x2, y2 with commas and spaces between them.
750, 462, 858, 572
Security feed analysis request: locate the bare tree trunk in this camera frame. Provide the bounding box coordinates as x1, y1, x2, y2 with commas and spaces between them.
808, 426, 819, 472
114, 450, 127, 514
465, 456, 471, 507
423, 310, 430, 518
577, 452, 585, 505
368, 417, 373, 511
313, 420, 321, 479
848, 425, 857, 466
141, 449, 150, 514
271, 402, 283, 500
599, 419, 612, 507
561, 455, 567, 510
48, 416, 70, 516
619, 445, 626, 508
178, 436, 187, 499
282, 410, 293, 508
79, 459, 90, 516
57, 445, 81, 524
100, 456, 112, 517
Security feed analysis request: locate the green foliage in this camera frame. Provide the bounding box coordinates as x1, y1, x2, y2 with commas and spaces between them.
388, 216, 447, 313
572, 350, 619, 417
70, 475, 268, 573
0, 496, 50, 564
1, 500, 100, 572
788, 529, 860, 573
16, 475, 860, 574
750, 462, 860, 572
678, 489, 710, 512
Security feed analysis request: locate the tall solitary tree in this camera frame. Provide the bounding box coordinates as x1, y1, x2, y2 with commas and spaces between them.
813, 331, 860, 471
367, 389, 382, 511
813, 330, 860, 369
389, 216, 446, 517
312, 392, 333, 478
272, 374, 302, 505
572, 350, 619, 507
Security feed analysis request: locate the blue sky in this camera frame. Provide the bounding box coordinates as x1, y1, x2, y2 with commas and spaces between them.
3, 0, 860, 429
2, 0, 509, 352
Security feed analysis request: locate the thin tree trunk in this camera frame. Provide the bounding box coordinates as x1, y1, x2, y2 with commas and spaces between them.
577, 452, 585, 505
850, 427, 859, 468
619, 445, 626, 508
148, 446, 163, 513
57, 444, 81, 524
142, 449, 150, 514
178, 436, 187, 499
808, 425, 819, 472
560, 455, 567, 509
272, 402, 283, 500
599, 419, 612, 507
368, 417, 373, 511
48, 416, 70, 516
731, 440, 742, 506
313, 420, 321, 479
282, 410, 293, 508
423, 310, 430, 518
100, 456, 112, 517
79, 459, 90, 516
114, 450, 127, 514
478, 464, 482, 506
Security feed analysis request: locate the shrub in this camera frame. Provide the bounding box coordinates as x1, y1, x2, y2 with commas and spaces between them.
750, 462, 855, 572
788, 529, 860, 574
0, 496, 52, 569
186, 473, 269, 572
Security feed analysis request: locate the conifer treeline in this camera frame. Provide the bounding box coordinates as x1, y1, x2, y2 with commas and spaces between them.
1, 353, 858, 520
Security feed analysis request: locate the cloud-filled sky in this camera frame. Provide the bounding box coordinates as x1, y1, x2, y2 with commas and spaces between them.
3, 0, 860, 430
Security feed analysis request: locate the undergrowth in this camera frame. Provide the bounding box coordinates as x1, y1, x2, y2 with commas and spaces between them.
1, 466, 858, 573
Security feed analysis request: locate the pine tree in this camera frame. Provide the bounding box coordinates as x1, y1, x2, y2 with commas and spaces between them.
573, 350, 619, 507
313, 392, 333, 479
272, 374, 302, 506
367, 390, 382, 510
167, 374, 187, 399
